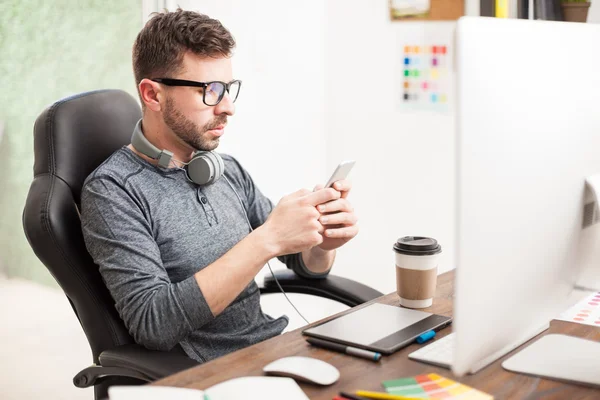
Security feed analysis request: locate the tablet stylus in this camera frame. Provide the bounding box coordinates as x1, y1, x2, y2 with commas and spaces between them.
306, 337, 382, 361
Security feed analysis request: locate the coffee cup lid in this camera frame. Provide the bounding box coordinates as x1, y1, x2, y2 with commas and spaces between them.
393, 236, 442, 256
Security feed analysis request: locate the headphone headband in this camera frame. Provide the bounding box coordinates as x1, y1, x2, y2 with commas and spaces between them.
131, 120, 173, 168
130, 119, 224, 185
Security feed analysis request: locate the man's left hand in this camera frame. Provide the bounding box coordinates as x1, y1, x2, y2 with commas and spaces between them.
313, 180, 359, 251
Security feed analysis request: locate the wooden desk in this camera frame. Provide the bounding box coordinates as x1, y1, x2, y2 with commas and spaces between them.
153, 271, 600, 399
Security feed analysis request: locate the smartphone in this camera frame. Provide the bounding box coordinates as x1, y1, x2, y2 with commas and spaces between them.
324, 160, 356, 188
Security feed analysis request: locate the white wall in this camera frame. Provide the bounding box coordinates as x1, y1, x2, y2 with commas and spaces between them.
171, 1, 477, 294
178, 0, 328, 201
324, 1, 459, 294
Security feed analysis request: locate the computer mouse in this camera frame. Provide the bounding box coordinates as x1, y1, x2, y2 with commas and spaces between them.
263, 356, 340, 385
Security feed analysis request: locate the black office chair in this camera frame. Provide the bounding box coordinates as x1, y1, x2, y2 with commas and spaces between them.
22, 90, 383, 400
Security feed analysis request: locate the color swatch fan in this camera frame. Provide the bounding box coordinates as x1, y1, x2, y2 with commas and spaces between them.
383, 373, 492, 399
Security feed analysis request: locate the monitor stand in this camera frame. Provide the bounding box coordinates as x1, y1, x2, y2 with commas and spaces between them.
502, 334, 600, 387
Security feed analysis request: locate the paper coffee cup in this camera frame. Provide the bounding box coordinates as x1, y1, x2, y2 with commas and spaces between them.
393, 236, 442, 308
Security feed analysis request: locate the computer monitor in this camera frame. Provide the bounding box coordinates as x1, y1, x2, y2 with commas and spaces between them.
452, 16, 600, 376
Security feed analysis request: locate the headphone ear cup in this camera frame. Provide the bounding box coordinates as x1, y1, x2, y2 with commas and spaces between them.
186, 151, 224, 185
187, 153, 213, 185
204, 151, 223, 184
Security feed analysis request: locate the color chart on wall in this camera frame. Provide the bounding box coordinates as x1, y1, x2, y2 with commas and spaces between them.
400, 44, 450, 112
558, 291, 600, 327
383, 373, 493, 399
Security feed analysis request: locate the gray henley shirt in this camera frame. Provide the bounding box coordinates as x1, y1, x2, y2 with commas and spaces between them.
80, 141, 328, 363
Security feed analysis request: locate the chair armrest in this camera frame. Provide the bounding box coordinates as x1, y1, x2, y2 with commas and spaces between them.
259, 269, 383, 307
100, 344, 198, 380
73, 344, 198, 388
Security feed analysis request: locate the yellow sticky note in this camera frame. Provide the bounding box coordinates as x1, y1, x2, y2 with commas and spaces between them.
430, 69, 439, 79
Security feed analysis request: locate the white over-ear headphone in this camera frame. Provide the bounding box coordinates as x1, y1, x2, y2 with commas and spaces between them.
130, 120, 224, 185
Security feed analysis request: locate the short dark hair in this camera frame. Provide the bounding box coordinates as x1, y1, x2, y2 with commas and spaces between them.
133, 9, 235, 92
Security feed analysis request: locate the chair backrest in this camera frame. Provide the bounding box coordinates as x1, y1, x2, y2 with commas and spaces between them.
23, 90, 142, 362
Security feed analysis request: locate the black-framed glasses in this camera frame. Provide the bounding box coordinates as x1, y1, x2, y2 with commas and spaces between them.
151, 78, 242, 106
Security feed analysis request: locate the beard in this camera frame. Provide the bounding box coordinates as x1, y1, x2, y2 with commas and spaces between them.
163, 96, 227, 152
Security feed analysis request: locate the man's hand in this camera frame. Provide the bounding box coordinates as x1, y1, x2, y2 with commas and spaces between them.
260, 187, 341, 256
314, 180, 359, 251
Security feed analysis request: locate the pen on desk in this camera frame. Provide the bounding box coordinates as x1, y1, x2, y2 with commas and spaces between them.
355, 390, 424, 400
339, 391, 370, 400
306, 337, 382, 361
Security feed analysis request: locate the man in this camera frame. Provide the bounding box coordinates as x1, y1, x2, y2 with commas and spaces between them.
80, 9, 358, 364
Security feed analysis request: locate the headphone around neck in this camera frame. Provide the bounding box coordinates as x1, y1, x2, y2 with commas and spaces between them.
131, 120, 224, 186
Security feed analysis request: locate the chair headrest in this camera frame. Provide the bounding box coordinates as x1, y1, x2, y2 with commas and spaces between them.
33, 89, 141, 204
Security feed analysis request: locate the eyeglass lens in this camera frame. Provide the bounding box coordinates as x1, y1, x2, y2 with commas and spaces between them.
204, 81, 241, 105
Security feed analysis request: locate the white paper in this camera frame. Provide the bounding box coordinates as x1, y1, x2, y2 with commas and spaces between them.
109, 386, 205, 400
109, 377, 308, 400
396, 25, 455, 113
206, 377, 309, 400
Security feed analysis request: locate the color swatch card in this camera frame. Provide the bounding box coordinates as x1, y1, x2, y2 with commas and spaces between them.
401, 45, 450, 111
383, 373, 493, 399
557, 291, 600, 327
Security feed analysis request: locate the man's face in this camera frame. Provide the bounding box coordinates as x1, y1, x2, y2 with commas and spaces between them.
162, 52, 236, 152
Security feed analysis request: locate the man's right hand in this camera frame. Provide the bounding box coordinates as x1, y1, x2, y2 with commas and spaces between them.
260, 188, 341, 256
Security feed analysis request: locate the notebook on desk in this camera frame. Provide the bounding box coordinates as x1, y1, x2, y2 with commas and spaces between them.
302, 303, 452, 354
108, 376, 309, 400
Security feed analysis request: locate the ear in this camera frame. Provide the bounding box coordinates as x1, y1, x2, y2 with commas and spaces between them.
138, 79, 163, 112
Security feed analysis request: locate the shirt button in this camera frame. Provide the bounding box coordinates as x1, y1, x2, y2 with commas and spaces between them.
200, 196, 208, 204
